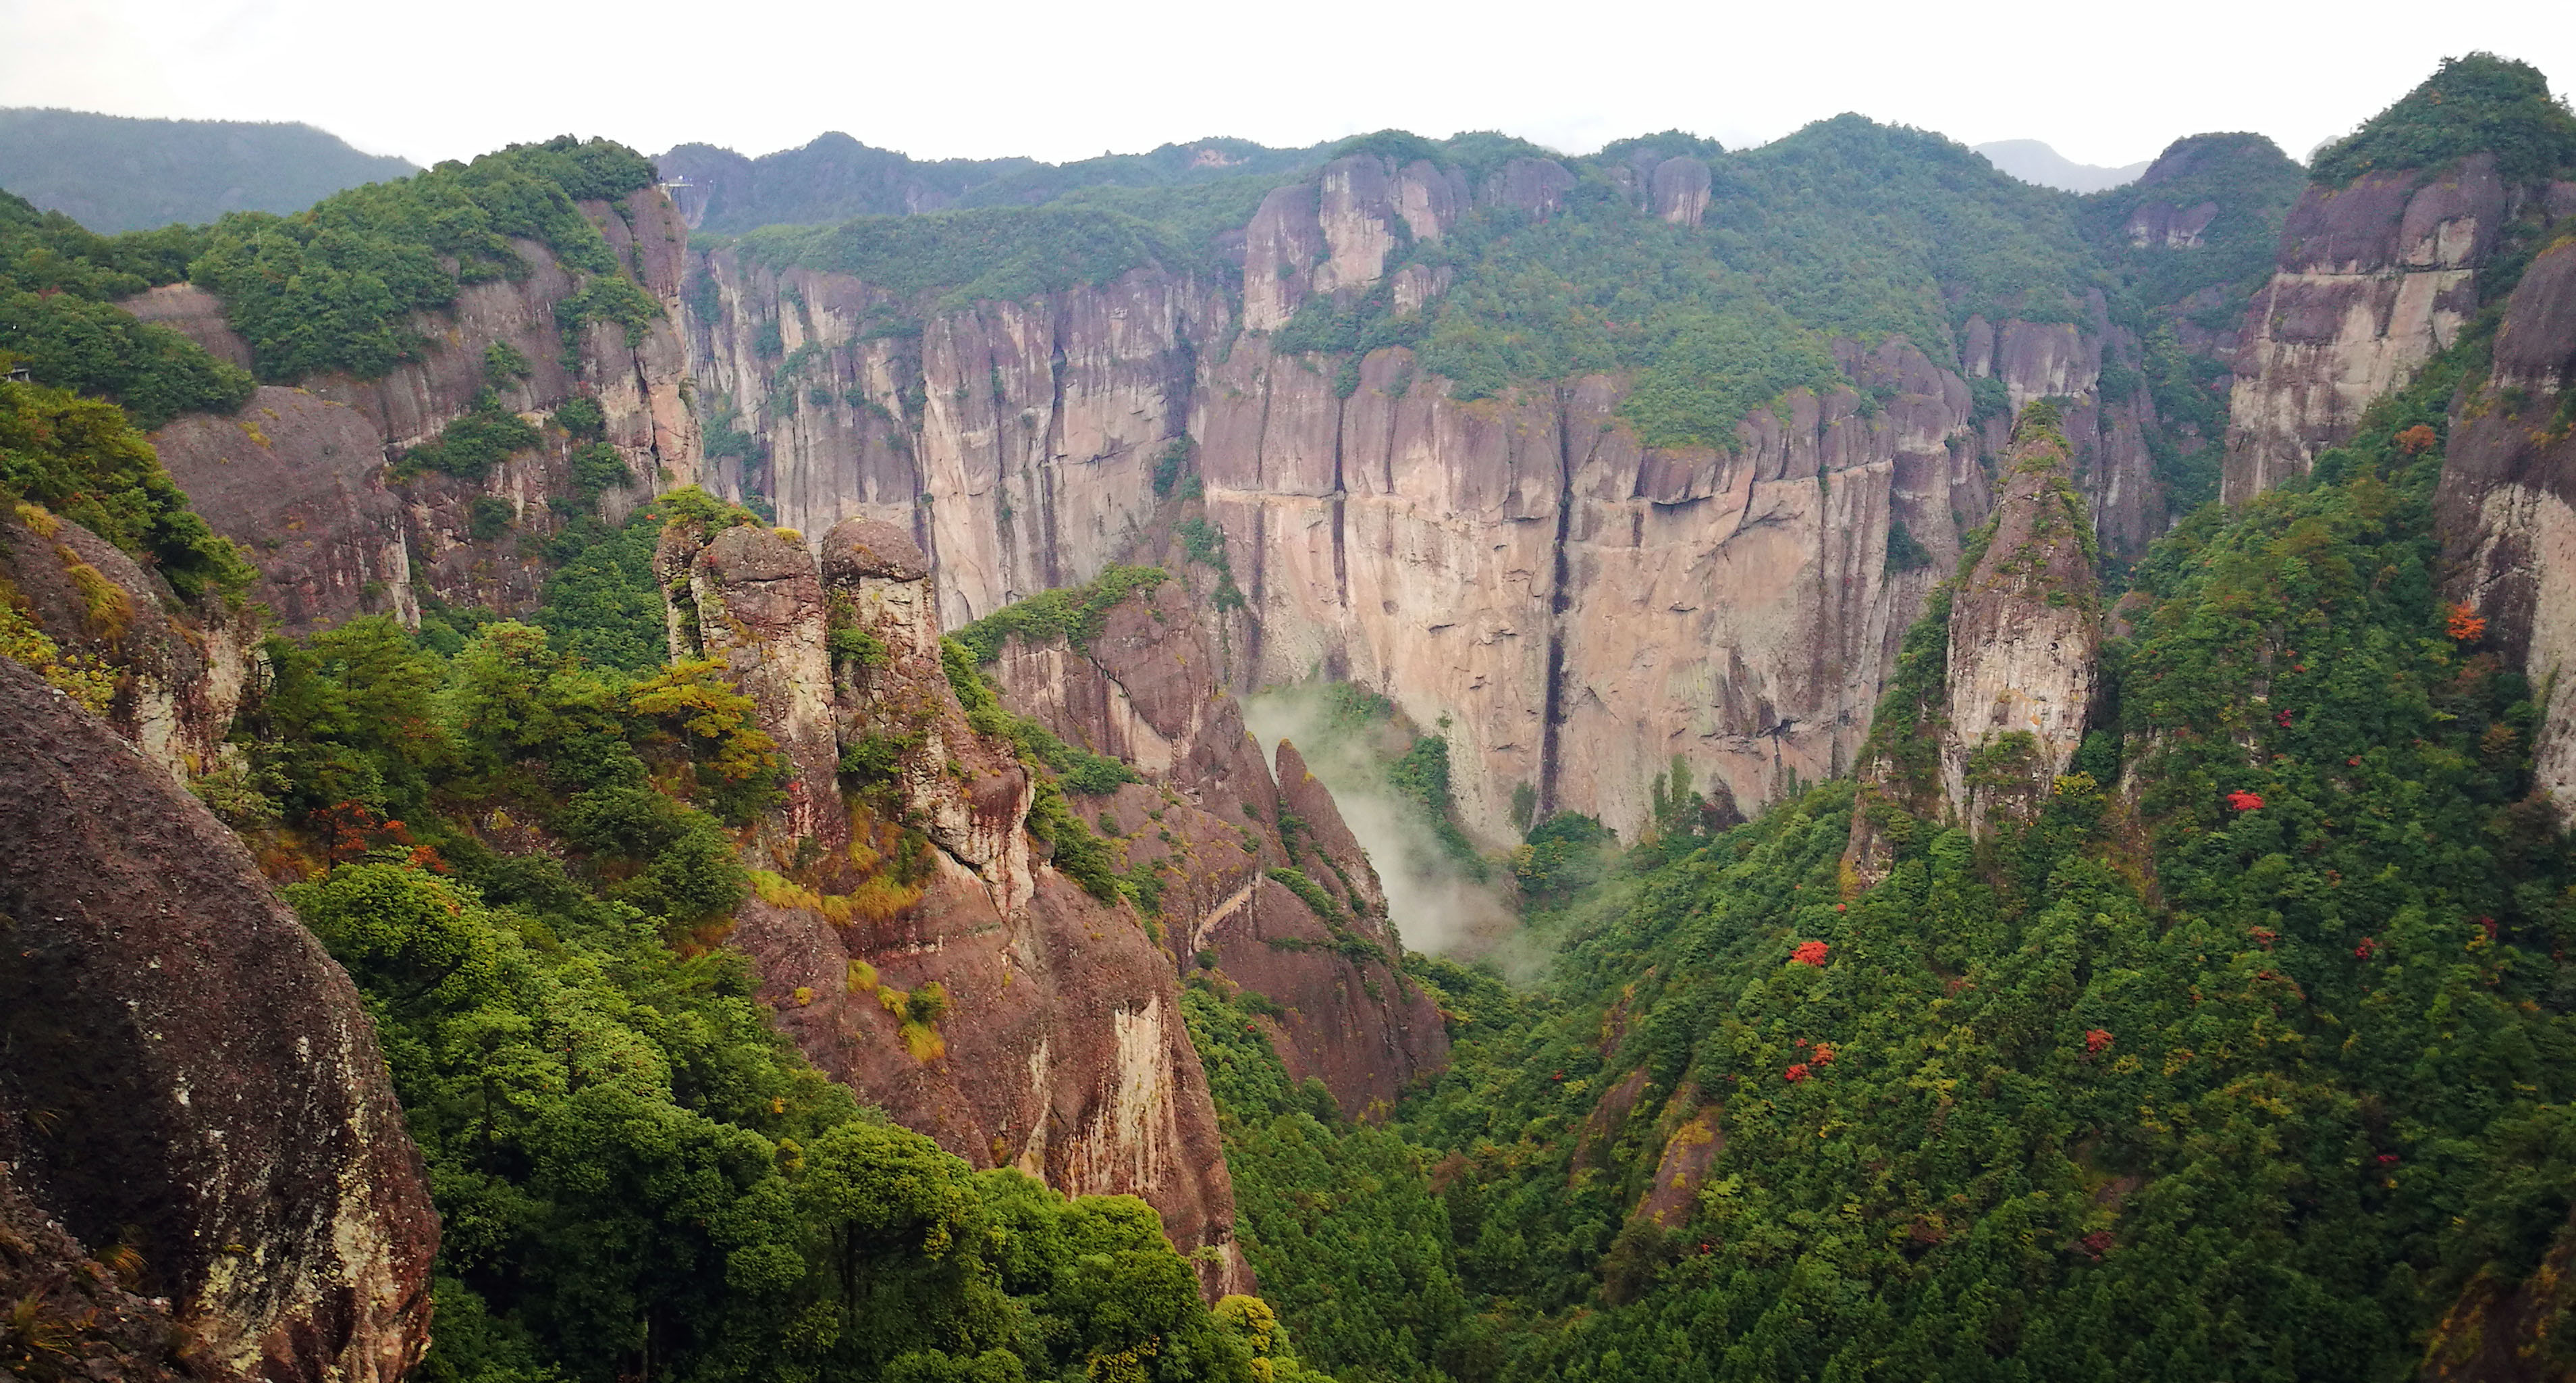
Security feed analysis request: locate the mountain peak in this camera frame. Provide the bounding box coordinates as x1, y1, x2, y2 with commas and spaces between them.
1972, 138, 2151, 192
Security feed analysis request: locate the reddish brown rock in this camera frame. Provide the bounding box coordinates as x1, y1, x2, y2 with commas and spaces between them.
681, 155, 2222, 843
984, 576, 1448, 1118
661, 520, 847, 847
0, 657, 437, 1383
680, 517, 1250, 1297
2417, 1206, 2576, 1382
1632, 1095, 1723, 1230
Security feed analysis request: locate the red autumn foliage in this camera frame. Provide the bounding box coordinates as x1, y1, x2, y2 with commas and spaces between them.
2249, 927, 2278, 949
2226, 790, 2265, 812
1791, 940, 1831, 966
2478, 916, 2498, 941
2275, 709, 2293, 728
2378, 1153, 2401, 1166
2396, 424, 2439, 456
2355, 937, 2380, 960
1811, 1043, 1835, 1066
2085, 1028, 2114, 1055
2447, 603, 2487, 642
1782, 1064, 1810, 1083
2076, 1230, 2114, 1261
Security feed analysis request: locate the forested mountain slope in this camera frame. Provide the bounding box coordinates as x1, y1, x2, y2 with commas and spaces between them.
0, 108, 416, 233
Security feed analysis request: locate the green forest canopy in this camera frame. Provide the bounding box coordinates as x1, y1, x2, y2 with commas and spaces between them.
2311, 52, 2576, 186
0, 108, 417, 234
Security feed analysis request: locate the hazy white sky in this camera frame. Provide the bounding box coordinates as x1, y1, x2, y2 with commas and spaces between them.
3, 0, 2570, 170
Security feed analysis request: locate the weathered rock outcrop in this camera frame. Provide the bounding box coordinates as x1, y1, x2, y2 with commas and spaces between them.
0, 657, 437, 1383
1846, 414, 2101, 878
660, 519, 848, 847
986, 574, 1448, 1117
135, 187, 700, 631
2224, 158, 2556, 502
666, 515, 1246, 1296
2436, 237, 2576, 823
1938, 423, 2101, 836
0, 504, 258, 782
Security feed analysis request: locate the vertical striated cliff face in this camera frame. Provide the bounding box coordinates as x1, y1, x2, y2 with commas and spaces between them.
2437, 236, 2576, 823
2224, 158, 2557, 503
0, 658, 438, 1383
131, 187, 701, 631
663, 514, 1250, 1296
986, 574, 1448, 1118
679, 144, 2190, 840
681, 255, 1216, 633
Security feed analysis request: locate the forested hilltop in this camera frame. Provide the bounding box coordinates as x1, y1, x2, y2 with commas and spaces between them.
3, 48, 2575, 1383
0, 108, 417, 233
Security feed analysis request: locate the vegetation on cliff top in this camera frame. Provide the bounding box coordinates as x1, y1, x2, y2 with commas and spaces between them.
1286, 118, 2114, 447
2081, 132, 2306, 314
189, 136, 659, 380
2311, 52, 2576, 186
0, 187, 254, 426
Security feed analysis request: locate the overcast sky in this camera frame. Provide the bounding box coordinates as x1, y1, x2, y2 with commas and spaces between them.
3, 0, 2570, 172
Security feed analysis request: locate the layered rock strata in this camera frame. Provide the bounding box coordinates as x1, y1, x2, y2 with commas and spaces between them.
0, 657, 438, 1383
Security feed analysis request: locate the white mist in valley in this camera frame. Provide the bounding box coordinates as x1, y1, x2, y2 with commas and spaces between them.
1241, 687, 1518, 959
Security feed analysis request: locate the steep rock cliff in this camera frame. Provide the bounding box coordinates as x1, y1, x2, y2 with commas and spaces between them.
682, 148, 2206, 841
2223, 158, 2565, 502
134, 187, 699, 631
2436, 236, 2576, 823
0, 657, 437, 1383
663, 515, 1248, 1295
984, 574, 1447, 1117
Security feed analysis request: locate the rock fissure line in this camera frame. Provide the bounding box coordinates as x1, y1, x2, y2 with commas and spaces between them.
1536, 382, 1578, 818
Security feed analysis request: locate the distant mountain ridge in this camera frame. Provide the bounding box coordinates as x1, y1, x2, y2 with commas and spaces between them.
0, 108, 415, 232
654, 131, 1331, 232
1973, 137, 2155, 192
